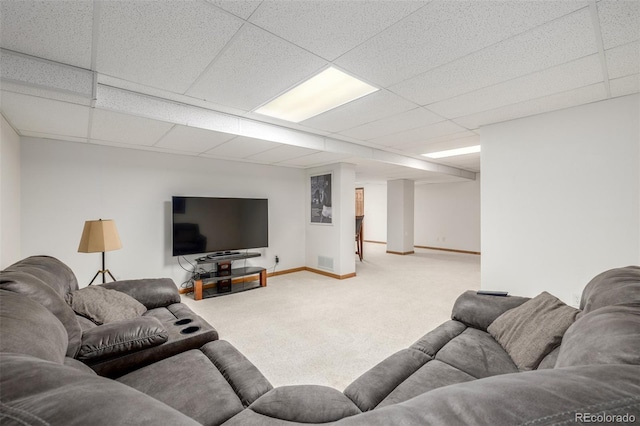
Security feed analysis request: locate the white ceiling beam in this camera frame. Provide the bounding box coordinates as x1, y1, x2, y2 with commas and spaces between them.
95, 85, 474, 180
0, 49, 94, 104
0, 50, 474, 181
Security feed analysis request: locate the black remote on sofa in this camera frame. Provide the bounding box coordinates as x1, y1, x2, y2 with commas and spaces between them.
477, 290, 509, 297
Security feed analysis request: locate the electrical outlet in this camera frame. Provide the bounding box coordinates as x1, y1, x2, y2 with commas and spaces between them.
571, 293, 581, 307
275, 255, 280, 264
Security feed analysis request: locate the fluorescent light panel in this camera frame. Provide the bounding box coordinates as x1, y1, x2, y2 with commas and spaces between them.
423, 145, 481, 159
254, 67, 378, 123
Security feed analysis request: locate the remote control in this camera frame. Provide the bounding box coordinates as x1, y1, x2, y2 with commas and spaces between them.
477, 290, 508, 297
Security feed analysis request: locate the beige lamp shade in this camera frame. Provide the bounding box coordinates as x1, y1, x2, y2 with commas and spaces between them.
78, 219, 122, 253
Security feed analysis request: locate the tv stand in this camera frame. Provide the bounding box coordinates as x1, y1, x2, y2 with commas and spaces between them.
192, 252, 266, 300
208, 251, 241, 258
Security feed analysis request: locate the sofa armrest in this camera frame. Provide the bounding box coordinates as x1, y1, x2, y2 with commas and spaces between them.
77, 316, 168, 362
101, 278, 180, 309
451, 290, 530, 331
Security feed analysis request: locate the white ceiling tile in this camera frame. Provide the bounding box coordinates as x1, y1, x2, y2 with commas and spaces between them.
154, 125, 235, 153
0, 91, 90, 137
246, 144, 318, 163
279, 151, 352, 167
390, 8, 597, 105
428, 54, 604, 119
605, 41, 640, 79
91, 109, 174, 146
249, 0, 426, 61
208, 0, 262, 19
301, 90, 418, 133
339, 107, 443, 140
454, 83, 608, 129
335, 0, 589, 86
204, 136, 281, 158
186, 25, 326, 111
97, 1, 242, 93
609, 73, 640, 97
0, 1, 93, 69
597, 0, 640, 50
370, 120, 467, 147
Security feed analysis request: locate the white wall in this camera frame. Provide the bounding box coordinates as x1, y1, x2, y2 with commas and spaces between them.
360, 183, 387, 243
482, 94, 640, 304
20, 138, 306, 288
306, 163, 356, 277
414, 177, 481, 252
0, 115, 21, 268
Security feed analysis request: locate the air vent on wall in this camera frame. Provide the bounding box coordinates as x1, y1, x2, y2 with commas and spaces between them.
318, 256, 334, 272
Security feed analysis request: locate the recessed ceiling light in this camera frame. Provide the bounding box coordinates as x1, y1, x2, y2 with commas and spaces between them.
254, 67, 379, 123
422, 145, 481, 159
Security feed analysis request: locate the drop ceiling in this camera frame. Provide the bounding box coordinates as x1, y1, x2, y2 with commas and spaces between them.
1, 0, 638, 184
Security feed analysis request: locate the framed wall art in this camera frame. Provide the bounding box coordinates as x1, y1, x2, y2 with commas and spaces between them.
310, 173, 332, 224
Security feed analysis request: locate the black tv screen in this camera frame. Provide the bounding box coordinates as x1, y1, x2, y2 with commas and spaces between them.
172, 196, 268, 256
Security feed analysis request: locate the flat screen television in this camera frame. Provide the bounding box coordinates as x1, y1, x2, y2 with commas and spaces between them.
172, 196, 268, 256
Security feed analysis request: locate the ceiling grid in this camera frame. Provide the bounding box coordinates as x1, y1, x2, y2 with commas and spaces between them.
1, 0, 638, 183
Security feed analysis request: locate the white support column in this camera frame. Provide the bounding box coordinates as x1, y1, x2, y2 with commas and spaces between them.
387, 179, 414, 255
305, 163, 356, 278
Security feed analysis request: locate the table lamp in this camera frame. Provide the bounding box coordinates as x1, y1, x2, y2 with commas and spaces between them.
78, 219, 122, 285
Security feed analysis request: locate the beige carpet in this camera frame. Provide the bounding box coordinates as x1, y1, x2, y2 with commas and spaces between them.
181, 243, 480, 390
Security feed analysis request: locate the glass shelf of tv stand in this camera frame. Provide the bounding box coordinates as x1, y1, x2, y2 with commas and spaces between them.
193, 265, 267, 300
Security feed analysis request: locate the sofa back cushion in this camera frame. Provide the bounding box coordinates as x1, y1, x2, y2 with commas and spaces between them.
3, 255, 79, 297
487, 292, 579, 371
580, 266, 640, 314
556, 302, 640, 368
0, 257, 82, 358
0, 290, 68, 364
69, 286, 147, 325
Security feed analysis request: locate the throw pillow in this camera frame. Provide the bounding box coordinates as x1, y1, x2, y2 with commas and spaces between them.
69, 286, 146, 325
487, 291, 579, 371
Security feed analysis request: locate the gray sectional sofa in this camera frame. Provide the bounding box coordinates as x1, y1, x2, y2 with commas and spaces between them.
1, 256, 639, 425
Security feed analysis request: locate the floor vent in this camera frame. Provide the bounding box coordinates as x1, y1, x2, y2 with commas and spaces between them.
318, 256, 334, 271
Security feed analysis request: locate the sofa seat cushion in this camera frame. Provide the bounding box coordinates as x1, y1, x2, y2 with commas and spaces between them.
69, 286, 147, 325
434, 328, 518, 378
488, 291, 579, 370
376, 360, 476, 409
374, 329, 518, 409
118, 350, 244, 426
0, 353, 199, 426
117, 340, 273, 426
345, 321, 518, 412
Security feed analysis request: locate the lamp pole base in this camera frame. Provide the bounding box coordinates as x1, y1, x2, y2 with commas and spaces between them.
88, 269, 117, 286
